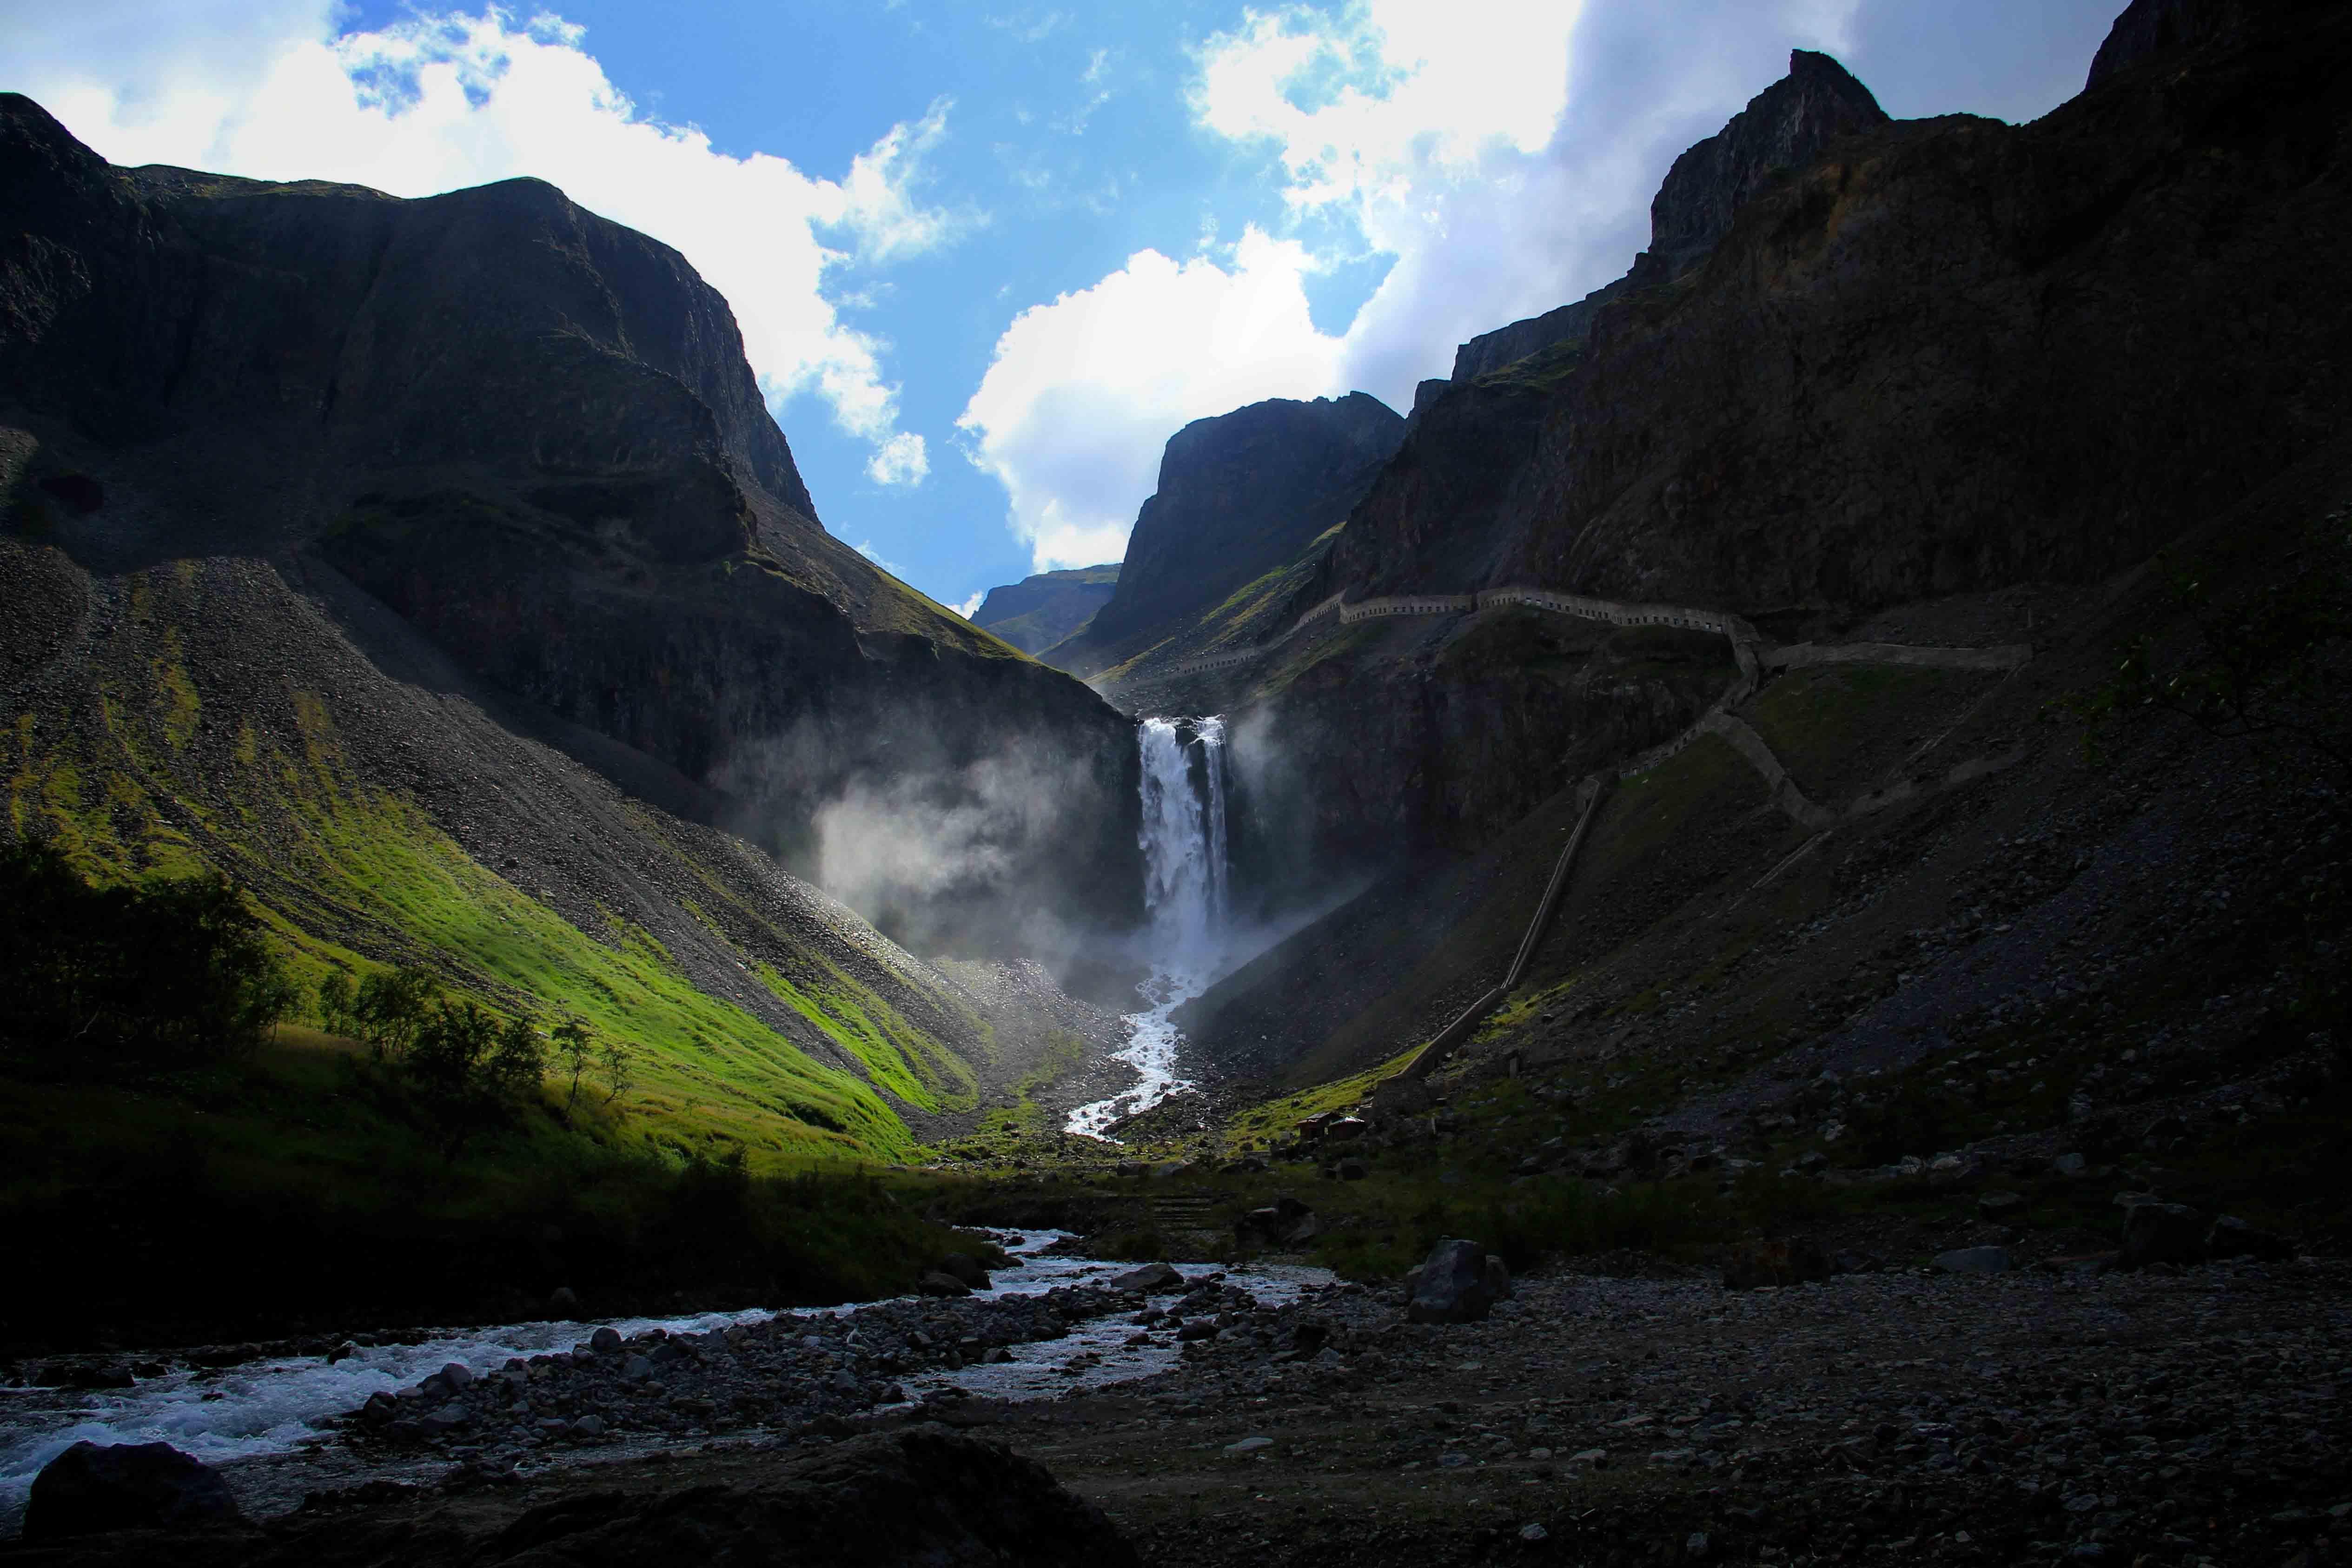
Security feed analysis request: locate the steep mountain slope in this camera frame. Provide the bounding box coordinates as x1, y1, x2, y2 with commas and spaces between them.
0, 98, 1143, 1163
1046, 394, 1402, 681
1106, 1, 2352, 900
1110, 0, 2352, 1097
970, 564, 1120, 654
1322, 0, 2352, 618
1448, 49, 1888, 384
0, 96, 1141, 952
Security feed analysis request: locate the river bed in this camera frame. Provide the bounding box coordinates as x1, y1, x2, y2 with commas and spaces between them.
0, 1231, 1331, 1530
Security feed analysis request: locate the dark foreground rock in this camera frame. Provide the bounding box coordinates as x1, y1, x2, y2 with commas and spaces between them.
23, 1441, 241, 1541
16, 1427, 1134, 1568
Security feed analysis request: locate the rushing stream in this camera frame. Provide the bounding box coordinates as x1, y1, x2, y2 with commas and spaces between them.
1065, 715, 1229, 1138
0, 1231, 1332, 1529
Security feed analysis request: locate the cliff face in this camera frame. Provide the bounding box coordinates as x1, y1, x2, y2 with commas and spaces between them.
971, 564, 1119, 655
1052, 394, 1402, 673
0, 95, 1141, 950
1326, 0, 2352, 623
1449, 51, 1887, 384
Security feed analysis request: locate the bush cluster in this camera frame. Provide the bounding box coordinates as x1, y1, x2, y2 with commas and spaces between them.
0, 840, 296, 1075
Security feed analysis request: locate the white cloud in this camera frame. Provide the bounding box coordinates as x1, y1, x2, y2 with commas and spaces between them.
956, 592, 986, 618
854, 540, 906, 575
9, 2, 953, 488
865, 432, 932, 487
958, 229, 1345, 570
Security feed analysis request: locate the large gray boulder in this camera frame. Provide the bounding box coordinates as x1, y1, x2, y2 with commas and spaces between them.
2122, 1202, 2209, 1267
24, 1440, 241, 1541
1404, 1238, 1505, 1324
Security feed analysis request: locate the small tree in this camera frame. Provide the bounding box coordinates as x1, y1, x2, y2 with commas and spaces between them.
317, 971, 358, 1037
404, 997, 499, 1159
487, 1011, 546, 1100
598, 1035, 636, 1107
551, 1015, 595, 1105
351, 966, 437, 1064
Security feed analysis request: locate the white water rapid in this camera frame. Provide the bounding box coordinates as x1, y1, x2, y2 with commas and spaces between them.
1063, 715, 1229, 1138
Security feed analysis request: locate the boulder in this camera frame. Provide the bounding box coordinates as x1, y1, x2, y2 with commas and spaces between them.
2205, 1214, 2294, 1261
1235, 1195, 1318, 1247
23, 1441, 242, 1541
2121, 1201, 2208, 1268
936, 1253, 993, 1290
1934, 1245, 2013, 1274
916, 1271, 973, 1298
1721, 1236, 1832, 1290
589, 1326, 623, 1354
1977, 1191, 2027, 1220
1108, 1262, 1184, 1294
1405, 1238, 1502, 1324
548, 1285, 581, 1313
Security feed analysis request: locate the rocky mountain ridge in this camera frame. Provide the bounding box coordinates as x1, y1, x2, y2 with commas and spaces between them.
1447, 49, 1888, 385
970, 564, 1120, 655
0, 94, 1141, 950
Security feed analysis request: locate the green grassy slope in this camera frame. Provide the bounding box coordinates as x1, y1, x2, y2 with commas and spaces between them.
2, 542, 1009, 1169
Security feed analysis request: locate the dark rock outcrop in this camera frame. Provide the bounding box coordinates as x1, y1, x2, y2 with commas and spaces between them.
1329, 2, 2352, 623
2086, 0, 2270, 86
1448, 51, 1887, 384
0, 95, 1140, 947
1053, 394, 1402, 668
24, 1441, 241, 1541
969, 563, 1119, 653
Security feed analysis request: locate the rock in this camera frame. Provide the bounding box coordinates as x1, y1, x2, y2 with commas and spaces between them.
1687, 1531, 1711, 1558
1223, 1436, 1273, 1456
1175, 1320, 1219, 1343
548, 1286, 580, 1313
2053, 1152, 2088, 1177
1236, 1195, 1319, 1247
1977, 1190, 2027, 1220
2122, 1202, 2208, 1268
2206, 1214, 2294, 1261
1721, 1236, 1831, 1290
1405, 1238, 1503, 1324
1338, 1159, 1368, 1181
570, 1414, 606, 1437
1108, 1263, 1184, 1294
916, 1271, 974, 1298
1484, 1255, 1514, 1302
1569, 1448, 1610, 1468
1520, 1522, 1549, 1543
623, 1355, 654, 1379
439, 1361, 474, 1390
1934, 1246, 2012, 1274
421, 1402, 471, 1432
23, 1441, 242, 1540
589, 1326, 623, 1354
936, 1253, 993, 1290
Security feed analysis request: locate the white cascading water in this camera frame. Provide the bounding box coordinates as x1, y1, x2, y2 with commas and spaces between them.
1064, 715, 1227, 1138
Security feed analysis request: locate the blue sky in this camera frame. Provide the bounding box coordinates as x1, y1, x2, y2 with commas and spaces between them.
9, 0, 2122, 614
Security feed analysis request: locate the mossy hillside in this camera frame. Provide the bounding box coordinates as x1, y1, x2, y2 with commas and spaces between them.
2, 559, 1012, 1168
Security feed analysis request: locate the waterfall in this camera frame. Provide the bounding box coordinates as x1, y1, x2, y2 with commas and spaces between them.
1064, 715, 1228, 1139
1136, 715, 1228, 965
